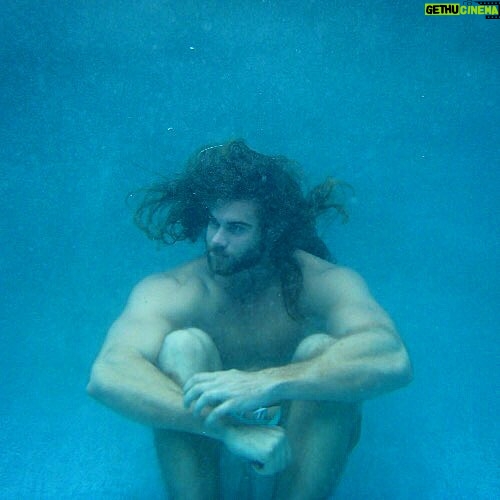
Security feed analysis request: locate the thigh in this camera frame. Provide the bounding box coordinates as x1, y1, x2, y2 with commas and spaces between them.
157, 328, 222, 385
275, 400, 362, 500
154, 428, 221, 500
154, 328, 224, 499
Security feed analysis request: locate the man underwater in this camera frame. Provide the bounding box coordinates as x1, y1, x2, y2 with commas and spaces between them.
87, 140, 412, 499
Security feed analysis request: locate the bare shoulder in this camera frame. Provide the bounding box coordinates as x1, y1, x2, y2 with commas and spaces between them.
295, 250, 395, 335
126, 258, 209, 325
295, 250, 367, 299
98, 258, 210, 363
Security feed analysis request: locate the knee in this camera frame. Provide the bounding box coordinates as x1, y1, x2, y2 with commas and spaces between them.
157, 328, 221, 374
292, 333, 335, 362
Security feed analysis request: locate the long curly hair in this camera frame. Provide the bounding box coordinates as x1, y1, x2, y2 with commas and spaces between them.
132, 139, 351, 319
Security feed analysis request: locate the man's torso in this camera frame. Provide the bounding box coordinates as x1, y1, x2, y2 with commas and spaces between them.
159, 254, 327, 370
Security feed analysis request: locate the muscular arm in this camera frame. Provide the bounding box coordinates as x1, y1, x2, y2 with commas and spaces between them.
185, 262, 412, 421
88, 272, 293, 472
274, 265, 413, 402
87, 274, 224, 439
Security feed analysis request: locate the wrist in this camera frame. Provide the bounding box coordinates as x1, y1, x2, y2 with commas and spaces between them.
266, 364, 302, 402
202, 416, 232, 442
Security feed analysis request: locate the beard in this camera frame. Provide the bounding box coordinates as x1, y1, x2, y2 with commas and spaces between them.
207, 241, 265, 276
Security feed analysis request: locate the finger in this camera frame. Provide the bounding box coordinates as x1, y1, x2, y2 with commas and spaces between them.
183, 372, 212, 393
204, 399, 239, 425
183, 382, 210, 409
191, 393, 212, 417
192, 390, 226, 417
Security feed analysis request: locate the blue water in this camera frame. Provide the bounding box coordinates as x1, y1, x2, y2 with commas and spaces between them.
1, 1, 498, 498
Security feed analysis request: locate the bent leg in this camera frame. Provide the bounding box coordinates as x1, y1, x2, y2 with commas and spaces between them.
274, 334, 362, 500
154, 328, 223, 500
275, 400, 361, 500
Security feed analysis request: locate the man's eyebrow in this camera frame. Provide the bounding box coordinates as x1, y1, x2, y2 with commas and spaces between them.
207, 213, 253, 227
227, 221, 253, 227
208, 210, 253, 227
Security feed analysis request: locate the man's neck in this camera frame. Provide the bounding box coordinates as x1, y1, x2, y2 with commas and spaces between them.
211, 260, 279, 303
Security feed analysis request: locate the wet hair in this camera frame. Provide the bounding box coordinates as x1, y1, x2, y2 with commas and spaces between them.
132, 139, 351, 319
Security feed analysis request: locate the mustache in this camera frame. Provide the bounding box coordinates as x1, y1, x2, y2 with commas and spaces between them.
207, 247, 228, 257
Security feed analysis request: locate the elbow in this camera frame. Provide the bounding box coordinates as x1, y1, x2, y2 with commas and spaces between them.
391, 347, 413, 389
86, 361, 106, 399
86, 357, 117, 401
87, 348, 145, 401
379, 330, 413, 390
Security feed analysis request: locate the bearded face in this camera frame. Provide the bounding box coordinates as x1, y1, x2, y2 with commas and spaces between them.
205, 200, 266, 276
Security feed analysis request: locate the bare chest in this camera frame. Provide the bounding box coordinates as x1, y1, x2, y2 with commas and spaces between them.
198, 294, 305, 370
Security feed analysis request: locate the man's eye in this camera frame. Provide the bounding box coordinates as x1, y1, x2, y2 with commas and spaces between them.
228, 225, 246, 234
208, 217, 219, 228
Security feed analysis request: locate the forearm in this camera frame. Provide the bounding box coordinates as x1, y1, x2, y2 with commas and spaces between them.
87, 352, 225, 440
87, 352, 292, 469
270, 329, 413, 403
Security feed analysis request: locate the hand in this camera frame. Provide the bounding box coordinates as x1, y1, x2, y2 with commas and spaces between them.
222, 424, 291, 476
183, 368, 280, 424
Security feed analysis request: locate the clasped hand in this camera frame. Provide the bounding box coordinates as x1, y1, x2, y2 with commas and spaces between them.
183, 368, 279, 424
183, 368, 290, 475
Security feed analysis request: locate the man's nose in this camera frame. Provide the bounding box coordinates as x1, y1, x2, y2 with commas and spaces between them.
210, 228, 227, 247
